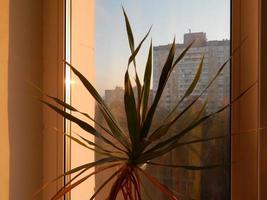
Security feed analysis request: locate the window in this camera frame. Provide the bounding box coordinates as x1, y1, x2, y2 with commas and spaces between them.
65, 1, 231, 199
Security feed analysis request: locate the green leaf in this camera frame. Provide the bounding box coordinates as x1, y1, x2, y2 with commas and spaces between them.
122, 6, 139, 106
141, 38, 176, 138
64, 62, 105, 106
123, 7, 151, 115
42, 100, 100, 138
46, 95, 120, 142
47, 94, 77, 111
135, 74, 142, 112
41, 100, 126, 152
183, 55, 204, 99
52, 126, 126, 155
190, 97, 208, 125
122, 6, 135, 54
77, 134, 125, 155
101, 108, 131, 151
129, 26, 152, 130
65, 134, 123, 158
148, 97, 207, 142
174, 57, 230, 122
128, 26, 152, 66
128, 26, 151, 117
64, 134, 91, 149
124, 71, 138, 147
64, 62, 130, 150
172, 40, 194, 68
148, 124, 170, 141
163, 51, 203, 123
143, 43, 199, 141
46, 94, 129, 154
140, 41, 153, 122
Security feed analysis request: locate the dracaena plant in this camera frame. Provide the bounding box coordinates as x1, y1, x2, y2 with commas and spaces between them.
38, 8, 255, 200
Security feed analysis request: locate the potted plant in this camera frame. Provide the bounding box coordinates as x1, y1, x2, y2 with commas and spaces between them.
37, 8, 254, 200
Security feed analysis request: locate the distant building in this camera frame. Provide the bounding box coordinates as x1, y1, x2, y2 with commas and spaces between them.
153, 32, 230, 112
105, 86, 124, 104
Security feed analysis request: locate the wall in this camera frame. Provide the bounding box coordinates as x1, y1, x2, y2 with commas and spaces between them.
0, 0, 64, 199
0, 0, 10, 199
231, 0, 260, 199
70, 0, 95, 199
7, 0, 43, 199
0, 1, 65, 199
260, 0, 267, 199
42, 0, 64, 199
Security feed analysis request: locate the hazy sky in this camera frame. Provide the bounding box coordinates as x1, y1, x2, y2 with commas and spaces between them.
95, 0, 230, 94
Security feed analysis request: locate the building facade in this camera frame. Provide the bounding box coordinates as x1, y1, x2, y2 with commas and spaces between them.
153, 32, 230, 112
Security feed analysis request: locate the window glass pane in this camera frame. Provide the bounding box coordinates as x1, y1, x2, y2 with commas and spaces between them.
67, 1, 231, 199
95, 1, 230, 199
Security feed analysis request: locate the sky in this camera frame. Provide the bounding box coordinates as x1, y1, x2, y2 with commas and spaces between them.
95, 0, 230, 94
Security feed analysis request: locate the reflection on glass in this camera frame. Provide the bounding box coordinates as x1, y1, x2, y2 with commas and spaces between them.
93, 1, 230, 200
